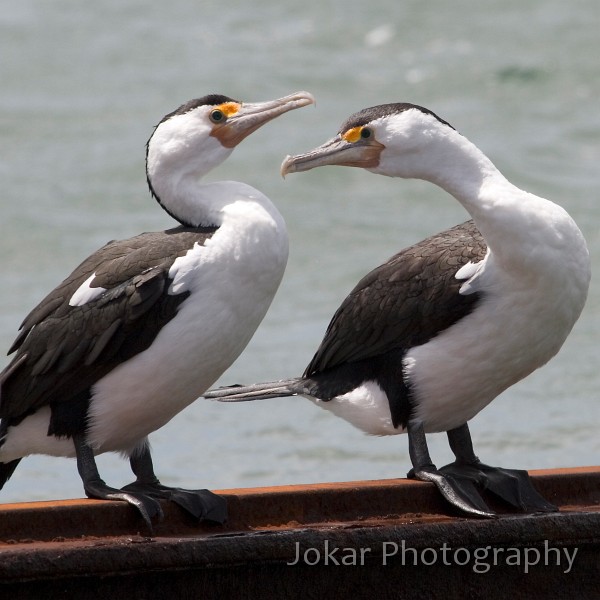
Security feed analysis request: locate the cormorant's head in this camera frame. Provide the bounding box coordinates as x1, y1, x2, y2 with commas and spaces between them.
146, 91, 316, 194
281, 103, 456, 180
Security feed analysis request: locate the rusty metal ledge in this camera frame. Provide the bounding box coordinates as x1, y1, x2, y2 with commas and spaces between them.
0, 466, 599, 599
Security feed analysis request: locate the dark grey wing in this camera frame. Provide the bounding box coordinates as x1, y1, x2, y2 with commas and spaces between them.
0, 225, 217, 421
8, 225, 215, 353
304, 220, 487, 377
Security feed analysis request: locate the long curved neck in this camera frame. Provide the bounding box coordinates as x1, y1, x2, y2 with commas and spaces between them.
413, 130, 589, 294
415, 132, 547, 257
420, 132, 510, 214
147, 169, 224, 227
146, 131, 241, 227
147, 165, 286, 246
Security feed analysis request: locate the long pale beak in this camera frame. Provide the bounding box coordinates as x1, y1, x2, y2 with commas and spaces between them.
281, 135, 383, 177
215, 91, 315, 148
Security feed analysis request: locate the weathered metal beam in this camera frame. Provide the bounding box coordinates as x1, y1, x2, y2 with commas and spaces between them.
0, 467, 599, 599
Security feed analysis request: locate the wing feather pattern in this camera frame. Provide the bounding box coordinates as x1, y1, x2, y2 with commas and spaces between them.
304, 220, 487, 377
0, 225, 217, 422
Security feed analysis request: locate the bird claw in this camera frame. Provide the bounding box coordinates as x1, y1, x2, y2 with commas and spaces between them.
408, 465, 496, 518
121, 481, 227, 524
84, 479, 164, 533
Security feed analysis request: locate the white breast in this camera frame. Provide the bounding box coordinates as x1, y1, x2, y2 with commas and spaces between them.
85, 186, 288, 453
406, 196, 590, 434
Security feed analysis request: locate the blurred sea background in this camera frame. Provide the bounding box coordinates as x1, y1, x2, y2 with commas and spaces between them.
0, 0, 599, 502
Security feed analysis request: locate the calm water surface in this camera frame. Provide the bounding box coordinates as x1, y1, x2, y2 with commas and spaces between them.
0, 0, 599, 502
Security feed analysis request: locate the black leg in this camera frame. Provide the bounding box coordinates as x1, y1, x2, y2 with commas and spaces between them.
440, 424, 557, 513
406, 420, 495, 517
406, 418, 435, 472
73, 433, 163, 532
447, 423, 479, 463
121, 444, 227, 524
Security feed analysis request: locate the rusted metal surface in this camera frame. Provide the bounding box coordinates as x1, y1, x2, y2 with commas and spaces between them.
0, 467, 599, 599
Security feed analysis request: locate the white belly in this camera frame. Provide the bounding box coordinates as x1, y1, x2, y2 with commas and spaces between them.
406, 261, 589, 433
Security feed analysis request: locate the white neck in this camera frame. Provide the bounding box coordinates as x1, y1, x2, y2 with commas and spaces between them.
148, 170, 220, 228
419, 133, 523, 252
381, 128, 584, 270
152, 173, 287, 241
420, 133, 503, 204
145, 112, 253, 228
146, 139, 224, 226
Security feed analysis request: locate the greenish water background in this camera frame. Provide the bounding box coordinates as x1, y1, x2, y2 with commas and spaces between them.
0, 0, 598, 502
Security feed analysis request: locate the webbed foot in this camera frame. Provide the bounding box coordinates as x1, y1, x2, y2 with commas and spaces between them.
121, 481, 227, 523
407, 465, 496, 517
73, 433, 163, 532
407, 421, 557, 518
126, 443, 227, 523
84, 477, 163, 531
439, 461, 557, 513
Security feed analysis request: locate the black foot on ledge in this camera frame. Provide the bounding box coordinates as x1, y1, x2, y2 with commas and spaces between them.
121, 481, 228, 524
84, 478, 164, 532
74, 434, 163, 533
408, 461, 557, 518
408, 465, 497, 518
406, 422, 557, 518
439, 461, 558, 513
124, 443, 228, 524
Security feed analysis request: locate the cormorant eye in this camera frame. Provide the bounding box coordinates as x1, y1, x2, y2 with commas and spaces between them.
210, 109, 226, 123
360, 127, 372, 139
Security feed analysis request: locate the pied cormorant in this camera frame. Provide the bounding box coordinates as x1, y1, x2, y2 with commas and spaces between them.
0, 91, 315, 529
206, 102, 590, 517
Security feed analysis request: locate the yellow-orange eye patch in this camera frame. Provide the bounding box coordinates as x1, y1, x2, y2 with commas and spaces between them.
217, 102, 241, 117
342, 126, 363, 143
